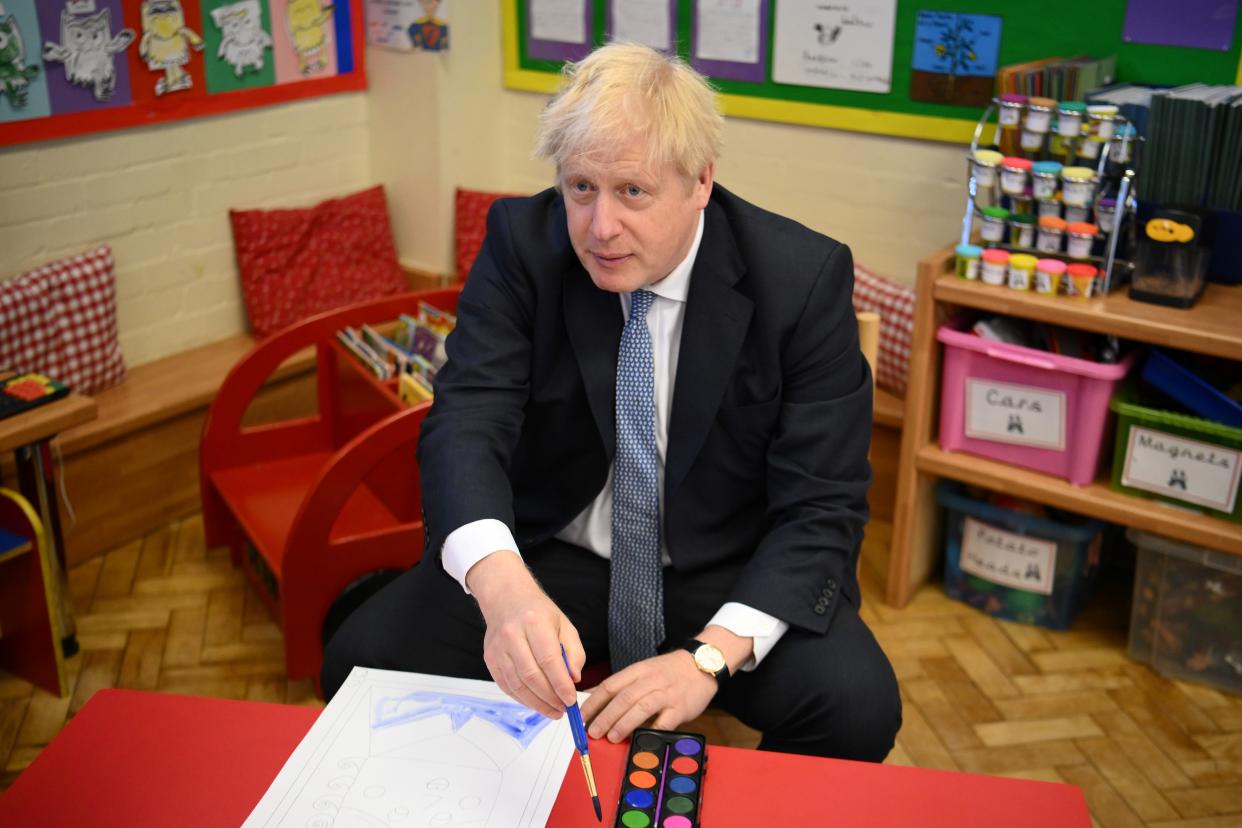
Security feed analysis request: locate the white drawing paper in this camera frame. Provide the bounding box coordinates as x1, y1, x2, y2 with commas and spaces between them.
771, 0, 897, 94
531, 0, 587, 45
245, 668, 576, 828
611, 0, 671, 52
695, 0, 761, 65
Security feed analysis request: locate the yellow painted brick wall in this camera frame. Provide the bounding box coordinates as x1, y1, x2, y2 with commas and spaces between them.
0, 93, 372, 367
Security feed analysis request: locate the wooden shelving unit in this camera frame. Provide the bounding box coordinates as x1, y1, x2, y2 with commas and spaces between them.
886, 244, 1242, 607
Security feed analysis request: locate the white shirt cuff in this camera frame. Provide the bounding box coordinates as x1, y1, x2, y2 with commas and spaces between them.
706, 602, 789, 672
441, 519, 522, 594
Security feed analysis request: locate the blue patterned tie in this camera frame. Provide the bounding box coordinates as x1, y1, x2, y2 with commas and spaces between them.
609, 289, 664, 671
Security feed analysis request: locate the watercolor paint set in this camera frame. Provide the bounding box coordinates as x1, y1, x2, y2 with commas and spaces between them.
614, 728, 707, 828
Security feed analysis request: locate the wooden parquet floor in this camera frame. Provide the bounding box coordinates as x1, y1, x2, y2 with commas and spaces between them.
2, 514, 1241, 827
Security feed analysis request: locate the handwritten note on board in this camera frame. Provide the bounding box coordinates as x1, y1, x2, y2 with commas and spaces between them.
245, 668, 576, 827
609, 0, 675, 52
695, 0, 762, 64
771, 0, 897, 94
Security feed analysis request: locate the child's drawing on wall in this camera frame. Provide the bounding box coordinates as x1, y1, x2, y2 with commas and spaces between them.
139, 0, 203, 95
210, 0, 271, 77
42, 2, 135, 102
408, 0, 447, 52
0, 4, 40, 108
285, 0, 332, 76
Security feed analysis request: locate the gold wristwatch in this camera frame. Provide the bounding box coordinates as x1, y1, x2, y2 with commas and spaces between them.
682, 639, 730, 686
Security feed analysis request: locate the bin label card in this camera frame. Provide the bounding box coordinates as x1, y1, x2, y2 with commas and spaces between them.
1122, 426, 1240, 513
960, 517, 1057, 595
964, 379, 1066, 450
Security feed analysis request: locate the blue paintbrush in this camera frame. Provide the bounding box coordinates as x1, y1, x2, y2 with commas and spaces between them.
560, 644, 602, 821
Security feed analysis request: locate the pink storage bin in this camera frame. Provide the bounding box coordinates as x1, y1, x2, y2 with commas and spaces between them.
938, 321, 1134, 485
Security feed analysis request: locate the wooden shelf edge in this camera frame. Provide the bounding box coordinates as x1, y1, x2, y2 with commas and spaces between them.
932, 276, 1242, 361
916, 444, 1242, 556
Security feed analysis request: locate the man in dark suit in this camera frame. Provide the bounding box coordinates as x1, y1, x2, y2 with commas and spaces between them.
322, 43, 900, 761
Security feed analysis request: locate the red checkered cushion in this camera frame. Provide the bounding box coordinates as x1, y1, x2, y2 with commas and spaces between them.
0, 245, 127, 394
230, 186, 406, 338
455, 188, 523, 282
851, 263, 914, 396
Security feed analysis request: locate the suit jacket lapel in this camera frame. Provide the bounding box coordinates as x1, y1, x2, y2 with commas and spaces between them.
563, 264, 623, 457
666, 199, 752, 494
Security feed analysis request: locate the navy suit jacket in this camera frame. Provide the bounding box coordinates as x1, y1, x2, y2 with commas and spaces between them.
417, 184, 872, 634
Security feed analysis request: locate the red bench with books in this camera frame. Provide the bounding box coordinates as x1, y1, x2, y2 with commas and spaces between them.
199, 288, 461, 684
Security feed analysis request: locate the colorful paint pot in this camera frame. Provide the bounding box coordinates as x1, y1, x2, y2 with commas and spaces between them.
1036, 215, 1067, 254
1066, 263, 1098, 299
956, 243, 983, 281
998, 93, 1027, 127
1037, 198, 1061, 219
1030, 161, 1063, 199
979, 206, 1010, 243
1060, 166, 1096, 208
1009, 214, 1037, 249
972, 149, 1004, 187
1056, 101, 1085, 137
1001, 157, 1033, 196
1064, 204, 1090, 224
1066, 222, 1098, 258
1034, 258, 1066, 295
1007, 253, 1039, 291
1025, 97, 1056, 133
1087, 104, 1119, 139
980, 248, 1010, 286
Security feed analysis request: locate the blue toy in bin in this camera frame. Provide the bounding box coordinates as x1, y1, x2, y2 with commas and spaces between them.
937, 482, 1106, 629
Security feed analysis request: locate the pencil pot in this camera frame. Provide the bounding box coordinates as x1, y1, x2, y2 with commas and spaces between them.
1109, 385, 1242, 522
938, 482, 1104, 629
1128, 529, 1242, 695
937, 319, 1135, 484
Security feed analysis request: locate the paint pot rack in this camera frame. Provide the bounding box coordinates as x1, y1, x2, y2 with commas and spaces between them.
960, 97, 1142, 295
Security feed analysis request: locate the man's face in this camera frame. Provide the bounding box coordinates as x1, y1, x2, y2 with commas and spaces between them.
420, 0, 440, 17
561, 139, 713, 294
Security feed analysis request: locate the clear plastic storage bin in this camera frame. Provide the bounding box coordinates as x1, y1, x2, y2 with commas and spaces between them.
1128, 529, 1242, 695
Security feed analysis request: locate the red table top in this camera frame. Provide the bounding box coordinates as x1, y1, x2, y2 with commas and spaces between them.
1, 689, 1090, 827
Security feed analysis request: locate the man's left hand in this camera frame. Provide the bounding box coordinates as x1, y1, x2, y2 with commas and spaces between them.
580, 651, 716, 742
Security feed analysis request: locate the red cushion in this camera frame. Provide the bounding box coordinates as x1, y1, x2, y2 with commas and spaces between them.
230, 186, 406, 338
455, 188, 523, 282
0, 246, 127, 394
851, 263, 914, 396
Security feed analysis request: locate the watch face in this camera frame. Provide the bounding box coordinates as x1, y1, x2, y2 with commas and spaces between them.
694, 645, 726, 674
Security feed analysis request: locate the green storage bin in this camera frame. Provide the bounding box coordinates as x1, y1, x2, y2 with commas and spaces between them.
1110, 385, 1242, 522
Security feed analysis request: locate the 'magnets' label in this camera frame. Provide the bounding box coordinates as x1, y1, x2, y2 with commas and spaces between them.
1122, 427, 1240, 512
965, 379, 1066, 450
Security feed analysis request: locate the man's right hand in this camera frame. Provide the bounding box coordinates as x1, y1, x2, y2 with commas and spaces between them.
466, 550, 584, 719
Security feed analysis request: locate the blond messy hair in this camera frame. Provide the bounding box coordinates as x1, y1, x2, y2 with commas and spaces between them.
534, 43, 723, 182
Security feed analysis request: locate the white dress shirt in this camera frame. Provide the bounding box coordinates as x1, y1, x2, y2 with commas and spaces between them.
441, 212, 789, 671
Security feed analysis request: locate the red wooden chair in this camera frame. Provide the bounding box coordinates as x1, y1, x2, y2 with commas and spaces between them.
199, 288, 461, 683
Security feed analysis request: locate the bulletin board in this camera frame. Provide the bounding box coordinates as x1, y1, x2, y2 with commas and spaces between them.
503, 1, 1242, 144
0, 0, 365, 149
